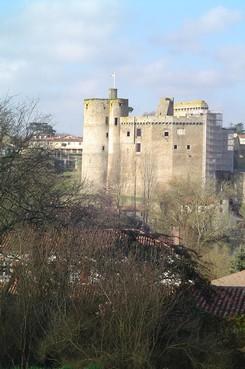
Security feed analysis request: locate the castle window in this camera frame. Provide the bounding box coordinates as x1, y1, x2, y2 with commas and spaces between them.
136, 128, 141, 137
177, 128, 185, 135
105, 117, 109, 125
136, 143, 141, 153
127, 131, 130, 137
114, 117, 118, 126
187, 145, 191, 150
102, 145, 105, 151
173, 145, 178, 150
164, 131, 169, 137
106, 132, 108, 138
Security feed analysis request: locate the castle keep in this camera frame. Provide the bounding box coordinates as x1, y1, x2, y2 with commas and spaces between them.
82, 88, 233, 203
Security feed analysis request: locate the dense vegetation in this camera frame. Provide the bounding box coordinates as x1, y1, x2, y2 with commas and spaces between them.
0, 99, 244, 369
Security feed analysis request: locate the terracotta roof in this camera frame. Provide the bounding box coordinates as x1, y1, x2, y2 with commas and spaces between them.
47, 135, 83, 142
212, 270, 245, 287
194, 286, 245, 318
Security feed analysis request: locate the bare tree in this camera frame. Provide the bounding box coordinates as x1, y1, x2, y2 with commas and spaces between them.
155, 179, 234, 253
140, 149, 157, 224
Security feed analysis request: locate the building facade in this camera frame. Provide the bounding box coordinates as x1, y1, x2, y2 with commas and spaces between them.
31, 135, 83, 172
82, 89, 233, 204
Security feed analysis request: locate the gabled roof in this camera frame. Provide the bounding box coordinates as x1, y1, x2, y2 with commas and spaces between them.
194, 286, 245, 318
212, 270, 245, 287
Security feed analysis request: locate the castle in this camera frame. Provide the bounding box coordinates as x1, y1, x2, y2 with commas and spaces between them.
82, 88, 234, 206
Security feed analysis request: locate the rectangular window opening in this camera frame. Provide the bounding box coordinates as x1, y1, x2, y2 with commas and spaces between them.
164, 131, 169, 137
136, 143, 141, 153
136, 128, 141, 137
127, 131, 130, 137
102, 145, 105, 151
114, 117, 118, 126
174, 144, 178, 150
106, 132, 108, 138
187, 145, 191, 150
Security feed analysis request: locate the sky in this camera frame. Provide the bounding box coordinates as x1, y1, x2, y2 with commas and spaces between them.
0, 0, 245, 135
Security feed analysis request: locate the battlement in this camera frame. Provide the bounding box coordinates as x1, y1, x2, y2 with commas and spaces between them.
120, 115, 204, 126
82, 90, 232, 196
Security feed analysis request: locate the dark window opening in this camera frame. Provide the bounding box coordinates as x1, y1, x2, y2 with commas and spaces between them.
127, 131, 130, 137
102, 145, 105, 151
174, 145, 177, 150
164, 131, 169, 137
114, 117, 118, 126
136, 128, 141, 137
136, 143, 141, 153
187, 145, 191, 150
106, 132, 108, 138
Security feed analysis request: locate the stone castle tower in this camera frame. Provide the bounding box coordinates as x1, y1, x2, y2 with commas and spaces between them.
82, 88, 234, 204
82, 88, 129, 188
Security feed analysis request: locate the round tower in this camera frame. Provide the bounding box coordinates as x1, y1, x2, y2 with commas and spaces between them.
82, 98, 109, 188
107, 88, 129, 187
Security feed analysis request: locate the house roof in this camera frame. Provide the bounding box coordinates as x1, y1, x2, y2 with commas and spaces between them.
174, 100, 208, 109
47, 135, 83, 142
212, 270, 245, 287
194, 286, 245, 318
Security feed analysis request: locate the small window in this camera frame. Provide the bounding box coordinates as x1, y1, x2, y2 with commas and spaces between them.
127, 131, 130, 137
136, 128, 141, 137
136, 143, 141, 153
102, 145, 105, 151
177, 128, 185, 136
114, 117, 118, 126
174, 145, 177, 150
105, 117, 109, 125
164, 131, 169, 137
187, 145, 191, 150
106, 132, 108, 138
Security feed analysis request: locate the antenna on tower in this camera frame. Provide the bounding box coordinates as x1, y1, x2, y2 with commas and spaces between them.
112, 72, 116, 88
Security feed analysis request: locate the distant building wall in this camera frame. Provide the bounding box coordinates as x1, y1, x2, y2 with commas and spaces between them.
119, 115, 205, 204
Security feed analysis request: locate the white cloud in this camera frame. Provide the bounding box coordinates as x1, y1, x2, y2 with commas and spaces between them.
166, 6, 242, 51
0, 0, 118, 63
0, 1, 244, 134
0, 59, 27, 81
0, 0, 123, 133
216, 45, 245, 78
